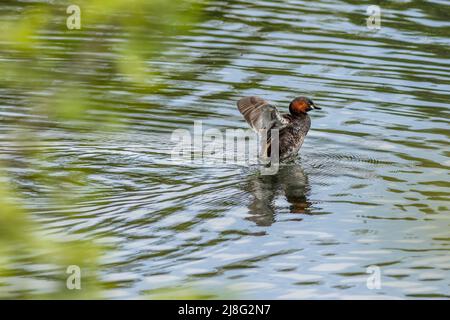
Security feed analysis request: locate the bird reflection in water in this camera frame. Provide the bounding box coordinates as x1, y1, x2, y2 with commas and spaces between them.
243, 162, 311, 226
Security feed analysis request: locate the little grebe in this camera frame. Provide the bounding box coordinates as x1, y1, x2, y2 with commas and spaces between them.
237, 96, 321, 161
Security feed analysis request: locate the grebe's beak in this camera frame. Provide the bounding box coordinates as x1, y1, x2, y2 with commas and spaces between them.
312, 102, 321, 110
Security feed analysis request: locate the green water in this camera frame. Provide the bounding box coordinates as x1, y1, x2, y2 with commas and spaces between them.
0, 0, 449, 299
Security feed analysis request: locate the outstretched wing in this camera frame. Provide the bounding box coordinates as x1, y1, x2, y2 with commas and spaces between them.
237, 96, 288, 133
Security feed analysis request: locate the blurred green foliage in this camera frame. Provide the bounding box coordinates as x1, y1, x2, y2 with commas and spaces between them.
0, 0, 206, 299
1, 0, 204, 122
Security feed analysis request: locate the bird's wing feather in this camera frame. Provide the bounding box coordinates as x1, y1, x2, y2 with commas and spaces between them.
236, 96, 288, 133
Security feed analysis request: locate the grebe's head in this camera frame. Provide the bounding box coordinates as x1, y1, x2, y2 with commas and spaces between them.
289, 96, 321, 116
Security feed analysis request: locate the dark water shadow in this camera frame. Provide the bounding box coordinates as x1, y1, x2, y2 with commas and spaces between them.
243, 162, 312, 226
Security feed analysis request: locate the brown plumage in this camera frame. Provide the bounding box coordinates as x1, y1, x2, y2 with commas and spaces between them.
237, 96, 320, 161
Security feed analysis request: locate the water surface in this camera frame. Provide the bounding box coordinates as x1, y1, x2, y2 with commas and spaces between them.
0, 0, 449, 299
